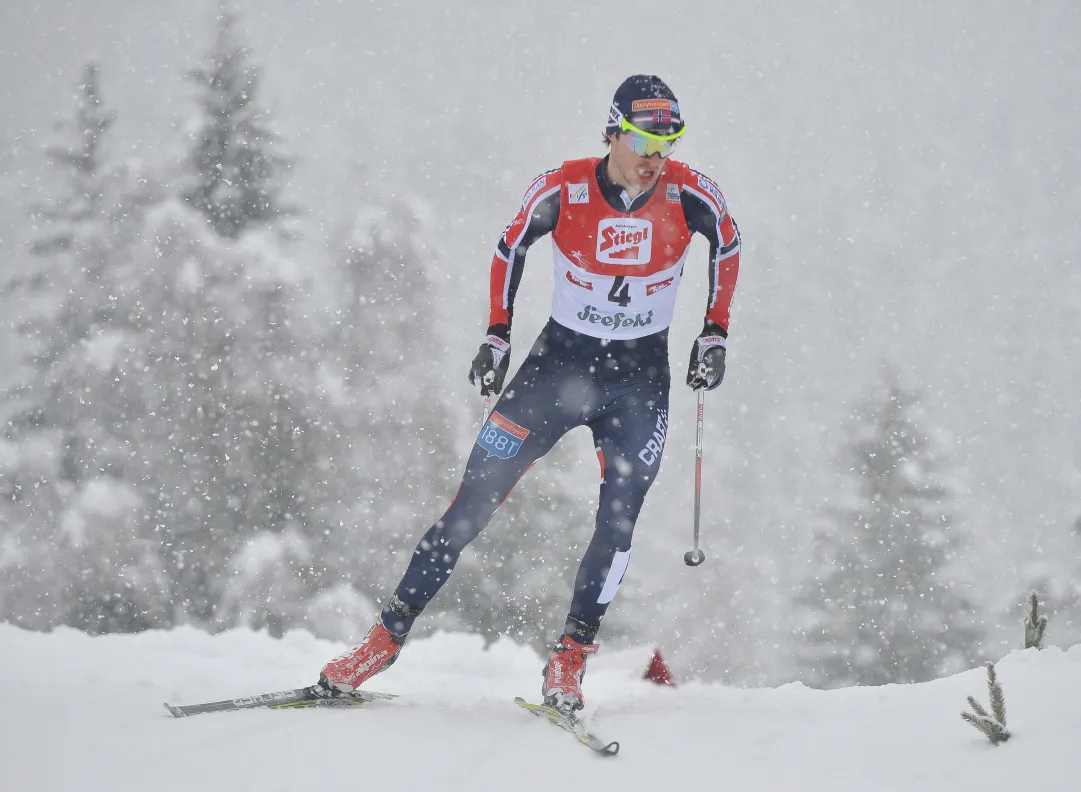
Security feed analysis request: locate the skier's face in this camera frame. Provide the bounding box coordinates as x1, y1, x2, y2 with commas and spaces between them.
607, 132, 665, 194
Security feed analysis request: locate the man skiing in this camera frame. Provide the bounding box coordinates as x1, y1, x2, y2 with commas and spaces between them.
319, 75, 741, 713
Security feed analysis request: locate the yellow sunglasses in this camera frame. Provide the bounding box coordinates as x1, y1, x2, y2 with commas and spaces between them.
619, 116, 686, 159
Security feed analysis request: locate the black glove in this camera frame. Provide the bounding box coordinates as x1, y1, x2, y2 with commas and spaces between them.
468, 332, 511, 396
686, 325, 727, 391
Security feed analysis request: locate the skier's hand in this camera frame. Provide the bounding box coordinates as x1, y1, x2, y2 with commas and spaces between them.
468, 333, 511, 396
686, 324, 727, 391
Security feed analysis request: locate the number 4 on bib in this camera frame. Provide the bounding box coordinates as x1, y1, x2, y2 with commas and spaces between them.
607, 275, 631, 307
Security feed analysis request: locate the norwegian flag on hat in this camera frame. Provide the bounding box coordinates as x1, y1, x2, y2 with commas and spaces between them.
605, 75, 684, 136
638, 107, 676, 127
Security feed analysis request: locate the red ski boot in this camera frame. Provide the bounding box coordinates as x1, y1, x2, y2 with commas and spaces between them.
541, 635, 599, 712
319, 622, 405, 694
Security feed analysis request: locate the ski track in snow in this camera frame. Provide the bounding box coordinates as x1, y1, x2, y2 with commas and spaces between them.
0, 624, 1076, 791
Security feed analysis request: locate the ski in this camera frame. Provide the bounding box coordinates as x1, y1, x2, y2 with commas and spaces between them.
164, 686, 396, 717
514, 697, 620, 756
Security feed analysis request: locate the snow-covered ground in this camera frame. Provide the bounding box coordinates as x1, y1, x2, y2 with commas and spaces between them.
1, 624, 1076, 791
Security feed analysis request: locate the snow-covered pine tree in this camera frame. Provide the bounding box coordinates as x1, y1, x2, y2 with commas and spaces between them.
13, 62, 150, 372
96, 6, 340, 631
3, 13, 337, 633
181, 5, 295, 239
117, 200, 333, 626
0, 64, 167, 632
30, 64, 112, 254
793, 371, 983, 687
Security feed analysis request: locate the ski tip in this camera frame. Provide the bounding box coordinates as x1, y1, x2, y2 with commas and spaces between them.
515, 696, 619, 756
163, 702, 187, 718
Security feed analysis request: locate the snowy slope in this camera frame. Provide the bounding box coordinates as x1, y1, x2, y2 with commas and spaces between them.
0, 624, 1076, 792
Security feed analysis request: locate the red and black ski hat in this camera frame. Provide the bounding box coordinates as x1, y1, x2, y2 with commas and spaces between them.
605, 75, 684, 137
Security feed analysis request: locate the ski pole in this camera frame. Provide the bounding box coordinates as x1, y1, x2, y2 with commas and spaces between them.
482, 372, 495, 423
684, 385, 706, 567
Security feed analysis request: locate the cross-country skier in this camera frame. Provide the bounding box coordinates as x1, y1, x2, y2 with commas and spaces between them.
319, 75, 741, 713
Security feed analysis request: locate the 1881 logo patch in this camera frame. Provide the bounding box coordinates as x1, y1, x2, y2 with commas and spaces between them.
477, 412, 530, 459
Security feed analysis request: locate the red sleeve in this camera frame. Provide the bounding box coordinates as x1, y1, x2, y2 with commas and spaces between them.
487, 168, 562, 333
488, 255, 513, 329
707, 211, 740, 331
682, 168, 741, 335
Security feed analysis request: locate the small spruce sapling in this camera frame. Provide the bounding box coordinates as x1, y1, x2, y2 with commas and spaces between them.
1023, 590, 1047, 650
961, 663, 1011, 745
